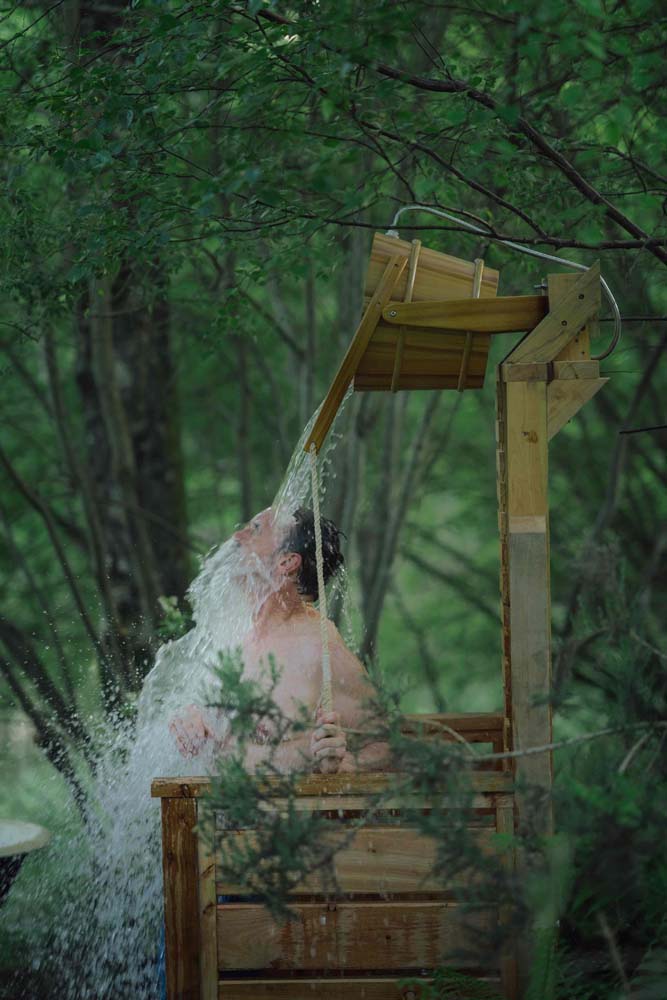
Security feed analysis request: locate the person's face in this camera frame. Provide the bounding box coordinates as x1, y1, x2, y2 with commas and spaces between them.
233, 508, 279, 561
232, 508, 300, 587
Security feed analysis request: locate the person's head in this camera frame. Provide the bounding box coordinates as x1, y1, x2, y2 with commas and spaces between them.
280, 507, 344, 601
232, 506, 344, 600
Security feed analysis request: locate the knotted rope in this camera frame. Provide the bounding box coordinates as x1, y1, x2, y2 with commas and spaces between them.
308, 443, 332, 713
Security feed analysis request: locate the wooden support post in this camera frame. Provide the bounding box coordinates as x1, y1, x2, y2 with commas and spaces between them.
505, 377, 552, 833
161, 796, 202, 1000
198, 814, 218, 1000
497, 797, 518, 1000
502, 372, 553, 1000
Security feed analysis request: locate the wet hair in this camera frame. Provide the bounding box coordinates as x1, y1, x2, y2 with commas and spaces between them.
282, 507, 344, 600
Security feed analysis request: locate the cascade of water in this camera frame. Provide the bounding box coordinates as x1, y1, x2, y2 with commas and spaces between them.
3, 392, 352, 999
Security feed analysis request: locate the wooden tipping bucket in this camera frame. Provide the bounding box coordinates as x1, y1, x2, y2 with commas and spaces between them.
354, 232, 499, 391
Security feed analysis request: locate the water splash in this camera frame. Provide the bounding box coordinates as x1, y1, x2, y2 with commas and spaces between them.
3, 392, 352, 998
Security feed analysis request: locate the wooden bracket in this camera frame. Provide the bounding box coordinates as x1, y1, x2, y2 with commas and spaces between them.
547, 377, 608, 439
506, 262, 600, 364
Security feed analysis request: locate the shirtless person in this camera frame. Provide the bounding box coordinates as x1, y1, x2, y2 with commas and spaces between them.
170, 507, 390, 775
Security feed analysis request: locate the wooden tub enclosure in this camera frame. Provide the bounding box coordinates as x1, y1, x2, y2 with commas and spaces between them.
152, 712, 518, 1000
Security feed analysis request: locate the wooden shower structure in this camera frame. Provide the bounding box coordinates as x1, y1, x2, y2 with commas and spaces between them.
152, 232, 607, 999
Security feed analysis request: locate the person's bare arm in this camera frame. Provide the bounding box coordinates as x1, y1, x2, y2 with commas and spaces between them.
326, 631, 394, 774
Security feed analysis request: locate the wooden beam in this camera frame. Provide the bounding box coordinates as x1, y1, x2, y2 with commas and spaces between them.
547, 377, 609, 440
151, 770, 514, 800
552, 360, 599, 380
506, 381, 548, 520
507, 263, 600, 364
382, 293, 547, 333
502, 362, 550, 382
304, 254, 407, 453
161, 797, 201, 1000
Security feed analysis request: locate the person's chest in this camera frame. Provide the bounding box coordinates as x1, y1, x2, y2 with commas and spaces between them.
241, 627, 321, 720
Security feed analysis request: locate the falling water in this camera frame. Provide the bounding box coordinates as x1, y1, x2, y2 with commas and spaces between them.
2, 395, 351, 999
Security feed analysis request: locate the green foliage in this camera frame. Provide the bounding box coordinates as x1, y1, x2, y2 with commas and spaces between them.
1, 1, 666, 995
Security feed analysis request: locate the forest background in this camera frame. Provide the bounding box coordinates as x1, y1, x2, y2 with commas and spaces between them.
1, 1, 666, 997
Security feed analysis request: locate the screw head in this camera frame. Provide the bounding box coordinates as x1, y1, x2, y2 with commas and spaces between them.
389, 309, 397, 317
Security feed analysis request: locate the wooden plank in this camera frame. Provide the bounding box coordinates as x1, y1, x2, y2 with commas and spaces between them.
357, 326, 490, 372
548, 273, 591, 362
390, 239, 421, 392
217, 825, 497, 896
382, 294, 547, 333
507, 263, 600, 364
457, 258, 485, 391
199, 813, 218, 1000
216, 975, 502, 999
506, 381, 548, 519
217, 900, 495, 972
152, 770, 513, 800
547, 378, 608, 440
502, 362, 549, 383
402, 712, 504, 735
507, 531, 553, 837
496, 803, 518, 1000
304, 254, 407, 453
161, 797, 201, 1000
552, 360, 599, 380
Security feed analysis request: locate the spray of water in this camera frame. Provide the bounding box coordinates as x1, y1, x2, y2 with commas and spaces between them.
3, 395, 351, 998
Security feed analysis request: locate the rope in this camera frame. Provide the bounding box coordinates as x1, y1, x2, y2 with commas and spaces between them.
308, 443, 332, 713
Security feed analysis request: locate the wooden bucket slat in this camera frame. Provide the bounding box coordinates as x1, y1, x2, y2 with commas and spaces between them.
217, 900, 496, 972
216, 826, 496, 896
365, 233, 499, 303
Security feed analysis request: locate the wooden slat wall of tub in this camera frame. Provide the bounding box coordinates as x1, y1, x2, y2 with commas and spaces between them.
152, 759, 518, 1000
217, 822, 497, 896
215, 976, 503, 999
217, 899, 494, 972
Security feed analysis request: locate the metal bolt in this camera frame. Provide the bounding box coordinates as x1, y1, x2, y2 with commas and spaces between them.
389, 310, 397, 317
